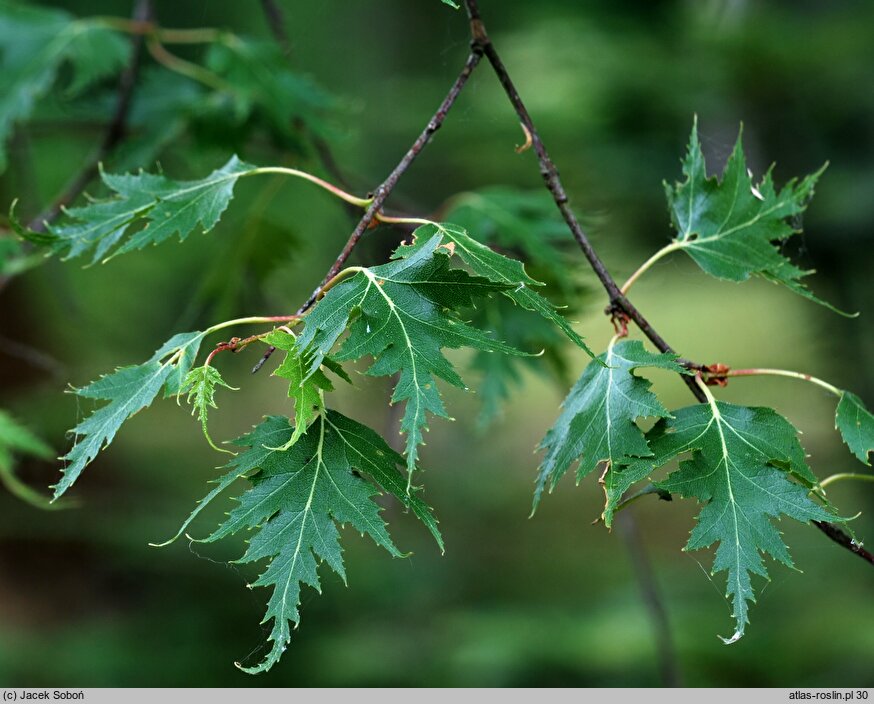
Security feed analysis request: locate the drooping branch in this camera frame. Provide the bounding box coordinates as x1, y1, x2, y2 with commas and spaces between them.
462, 0, 704, 404
461, 0, 870, 566
252, 51, 482, 373
304, 51, 481, 305
28, 0, 154, 231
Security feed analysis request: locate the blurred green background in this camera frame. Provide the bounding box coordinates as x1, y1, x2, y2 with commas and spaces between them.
1, 0, 873, 687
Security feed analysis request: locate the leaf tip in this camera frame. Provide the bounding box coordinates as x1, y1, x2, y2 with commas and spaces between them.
719, 630, 743, 645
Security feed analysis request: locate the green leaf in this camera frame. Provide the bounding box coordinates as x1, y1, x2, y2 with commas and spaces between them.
169, 411, 440, 674
441, 0, 460, 8
0, 409, 56, 509
0, 408, 53, 463
296, 232, 523, 480
180, 365, 237, 454
264, 330, 333, 451
402, 222, 596, 359
471, 299, 567, 427
63, 20, 130, 96
44, 156, 254, 263
0, 2, 127, 171
665, 120, 846, 314
535, 340, 686, 516
56, 330, 205, 499
205, 36, 337, 142
643, 397, 837, 643
443, 190, 590, 424
443, 187, 575, 293
836, 391, 874, 465
112, 69, 207, 169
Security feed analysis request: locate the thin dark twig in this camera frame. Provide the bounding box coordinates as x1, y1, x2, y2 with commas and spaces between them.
616, 512, 683, 686
462, 0, 869, 566
28, 0, 153, 231
259, 0, 293, 57
463, 0, 704, 403
813, 520, 874, 565
252, 51, 482, 373
305, 50, 481, 307
0, 333, 65, 376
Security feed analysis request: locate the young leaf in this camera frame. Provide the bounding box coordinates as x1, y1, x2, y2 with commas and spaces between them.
835, 391, 874, 465
0, 409, 55, 508
406, 222, 597, 359
56, 330, 205, 499
665, 120, 844, 313
644, 397, 837, 643
296, 232, 524, 479
171, 411, 441, 674
40, 156, 254, 263
180, 365, 237, 454
263, 330, 334, 451
0, 2, 127, 171
535, 339, 686, 513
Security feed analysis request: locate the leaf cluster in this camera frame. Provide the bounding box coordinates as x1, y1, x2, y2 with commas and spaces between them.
2, 2, 872, 671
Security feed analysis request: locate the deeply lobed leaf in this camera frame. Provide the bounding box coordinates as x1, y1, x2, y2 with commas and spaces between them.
535, 339, 686, 518
205, 37, 337, 143
164, 411, 441, 674
55, 330, 205, 499
0, 1, 128, 171
644, 399, 837, 642
835, 391, 874, 466
296, 231, 523, 479
665, 120, 844, 313
405, 223, 596, 359
444, 189, 589, 424
35, 156, 255, 263
444, 187, 576, 294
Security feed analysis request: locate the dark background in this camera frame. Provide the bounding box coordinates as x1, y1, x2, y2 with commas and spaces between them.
1, 0, 873, 687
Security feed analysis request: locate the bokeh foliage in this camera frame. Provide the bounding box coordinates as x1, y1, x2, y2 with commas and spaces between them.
0, 0, 872, 687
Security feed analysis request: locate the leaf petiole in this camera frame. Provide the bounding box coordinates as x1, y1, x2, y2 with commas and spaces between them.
317, 266, 365, 299
819, 473, 874, 490
713, 368, 842, 397
375, 214, 433, 227
243, 168, 373, 208
145, 37, 230, 93
620, 241, 684, 295
92, 17, 225, 44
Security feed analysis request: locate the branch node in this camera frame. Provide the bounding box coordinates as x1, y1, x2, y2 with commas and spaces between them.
609, 309, 630, 338
469, 19, 489, 48
703, 363, 731, 387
